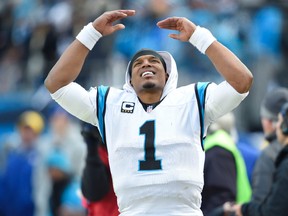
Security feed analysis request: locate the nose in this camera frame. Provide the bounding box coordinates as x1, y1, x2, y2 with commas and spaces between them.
141, 59, 151, 68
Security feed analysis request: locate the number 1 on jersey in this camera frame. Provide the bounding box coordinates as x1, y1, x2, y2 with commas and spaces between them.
139, 120, 162, 170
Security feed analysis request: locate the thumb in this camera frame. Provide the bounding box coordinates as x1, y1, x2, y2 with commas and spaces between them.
112, 24, 125, 32
169, 33, 180, 40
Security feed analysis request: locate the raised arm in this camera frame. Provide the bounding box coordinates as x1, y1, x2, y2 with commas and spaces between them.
157, 17, 253, 94
44, 10, 136, 93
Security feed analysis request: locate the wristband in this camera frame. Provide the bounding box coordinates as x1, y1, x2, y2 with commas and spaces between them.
189, 26, 216, 54
76, 22, 102, 50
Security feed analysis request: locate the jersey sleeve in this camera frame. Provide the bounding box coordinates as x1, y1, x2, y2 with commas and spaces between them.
51, 82, 98, 126
204, 81, 248, 124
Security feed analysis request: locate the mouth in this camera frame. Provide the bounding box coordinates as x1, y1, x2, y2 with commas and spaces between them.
141, 71, 155, 77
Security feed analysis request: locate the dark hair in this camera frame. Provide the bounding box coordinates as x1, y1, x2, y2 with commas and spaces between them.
260, 88, 288, 121
128, 49, 167, 76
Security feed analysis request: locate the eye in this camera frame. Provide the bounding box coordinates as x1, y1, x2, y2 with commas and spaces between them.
133, 62, 141, 67
151, 59, 160, 63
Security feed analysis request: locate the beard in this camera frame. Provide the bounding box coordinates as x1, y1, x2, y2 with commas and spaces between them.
142, 82, 156, 89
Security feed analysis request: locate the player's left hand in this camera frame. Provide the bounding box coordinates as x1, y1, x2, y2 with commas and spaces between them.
157, 17, 196, 42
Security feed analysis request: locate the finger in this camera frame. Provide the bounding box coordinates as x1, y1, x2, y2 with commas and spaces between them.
156, 18, 168, 26
109, 11, 129, 21
108, 10, 135, 24
109, 10, 135, 20
158, 24, 177, 30
118, 9, 136, 17
157, 17, 179, 29
168, 33, 180, 40
111, 24, 125, 32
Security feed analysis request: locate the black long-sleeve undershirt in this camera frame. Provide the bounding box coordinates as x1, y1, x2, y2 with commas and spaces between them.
80, 125, 110, 202
81, 152, 110, 201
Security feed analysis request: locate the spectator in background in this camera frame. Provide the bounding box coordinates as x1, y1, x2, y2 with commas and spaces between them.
231, 102, 288, 216
236, 135, 259, 185
43, 105, 86, 179
37, 104, 86, 213
0, 110, 49, 216
201, 112, 251, 216
80, 123, 118, 216
251, 87, 288, 203
0, 46, 23, 93
47, 149, 86, 216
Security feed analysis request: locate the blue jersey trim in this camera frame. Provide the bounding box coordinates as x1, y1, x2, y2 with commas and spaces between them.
195, 82, 210, 150
97, 85, 109, 146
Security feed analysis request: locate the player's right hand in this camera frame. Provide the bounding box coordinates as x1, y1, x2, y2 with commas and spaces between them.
92, 10, 136, 36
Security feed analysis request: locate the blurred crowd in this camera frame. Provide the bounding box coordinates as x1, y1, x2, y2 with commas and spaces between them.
0, 106, 87, 215
1, 0, 288, 215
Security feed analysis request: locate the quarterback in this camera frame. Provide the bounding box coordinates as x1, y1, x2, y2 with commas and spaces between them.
45, 9, 253, 216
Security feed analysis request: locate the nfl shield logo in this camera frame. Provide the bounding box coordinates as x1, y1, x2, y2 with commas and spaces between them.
147, 105, 153, 113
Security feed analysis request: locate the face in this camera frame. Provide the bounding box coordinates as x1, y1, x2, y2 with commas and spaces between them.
130, 55, 168, 95
276, 113, 286, 144
48, 167, 67, 182
50, 112, 69, 137
19, 125, 38, 147
261, 117, 276, 136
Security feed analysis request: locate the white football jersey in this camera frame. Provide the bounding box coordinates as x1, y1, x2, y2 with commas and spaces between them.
96, 82, 208, 215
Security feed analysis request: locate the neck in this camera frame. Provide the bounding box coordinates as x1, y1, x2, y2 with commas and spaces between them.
265, 132, 277, 142
137, 91, 162, 104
